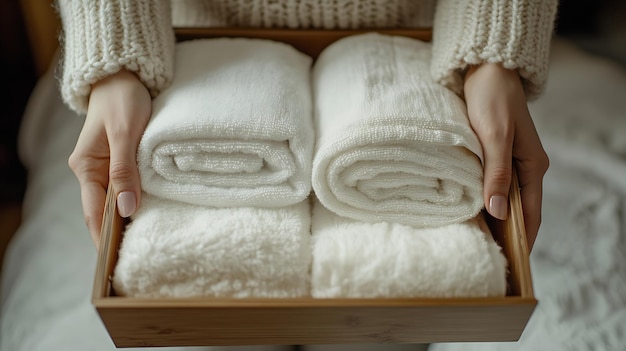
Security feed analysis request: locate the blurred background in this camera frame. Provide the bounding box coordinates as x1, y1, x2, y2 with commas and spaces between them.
1, 0, 625, 266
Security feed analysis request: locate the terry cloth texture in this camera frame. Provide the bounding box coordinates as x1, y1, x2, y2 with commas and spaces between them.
138, 38, 314, 208
112, 194, 312, 298
312, 33, 484, 228
311, 200, 508, 298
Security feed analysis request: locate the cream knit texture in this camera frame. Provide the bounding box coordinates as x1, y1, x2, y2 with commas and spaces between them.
56, 0, 558, 113
432, 0, 559, 99
57, 0, 175, 114
170, 0, 435, 29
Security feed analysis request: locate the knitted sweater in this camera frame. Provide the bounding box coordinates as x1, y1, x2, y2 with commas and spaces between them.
56, 0, 559, 114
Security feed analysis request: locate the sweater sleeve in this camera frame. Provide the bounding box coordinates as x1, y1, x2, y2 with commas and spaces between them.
431, 0, 559, 100
56, 0, 175, 114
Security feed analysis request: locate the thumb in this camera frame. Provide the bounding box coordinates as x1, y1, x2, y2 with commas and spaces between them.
108, 133, 142, 218
481, 133, 513, 221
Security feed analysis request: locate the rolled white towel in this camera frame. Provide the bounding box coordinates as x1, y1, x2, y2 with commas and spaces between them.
138, 38, 314, 207
312, 33, 484, 227
311, 200, 508, 298
112, 194, 312, 298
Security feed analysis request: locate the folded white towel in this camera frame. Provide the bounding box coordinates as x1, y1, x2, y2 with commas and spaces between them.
112, 194, 312, 298
138, 38, 314, 207
311, 200, 508, 298
312, 33, 484, 227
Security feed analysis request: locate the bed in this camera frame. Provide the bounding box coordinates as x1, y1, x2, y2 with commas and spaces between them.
2, 2, 626, 350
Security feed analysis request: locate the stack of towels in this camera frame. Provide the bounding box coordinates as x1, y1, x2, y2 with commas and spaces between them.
112, 33, 508, 299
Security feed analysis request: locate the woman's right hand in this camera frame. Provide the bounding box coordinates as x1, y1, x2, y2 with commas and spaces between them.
68, 69, 152, 249
464, 63, 549, 251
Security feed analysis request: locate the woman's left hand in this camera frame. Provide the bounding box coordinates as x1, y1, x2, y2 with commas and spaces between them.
464, 63, 549, 251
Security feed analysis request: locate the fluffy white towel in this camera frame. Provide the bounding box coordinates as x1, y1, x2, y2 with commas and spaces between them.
312, 33, 484, 227
311, 200, 508, 298
112, 194, 312, 298
138, 38, 314, 207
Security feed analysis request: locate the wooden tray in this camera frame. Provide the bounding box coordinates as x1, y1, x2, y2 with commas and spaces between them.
92, 29, 536, 348
174, 28, 432, 58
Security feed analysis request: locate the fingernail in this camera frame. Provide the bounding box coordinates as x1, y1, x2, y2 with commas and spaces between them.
489, 195, 508, 220
117, 191, 136, 218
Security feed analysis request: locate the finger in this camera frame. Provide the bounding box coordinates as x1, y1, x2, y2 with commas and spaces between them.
513, 112, 549, 251
517, 173, 543, 250
68, 123, 108, 249
107, 128, 142, 219
79, 180, 107, 250
479, 125, 514, 221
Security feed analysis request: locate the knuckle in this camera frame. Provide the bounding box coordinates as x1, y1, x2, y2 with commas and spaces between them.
488, 165, 512, 186
68, 151, 86, 175
68, 152, 79, 171
109, 161, 134, 182
538, 150, 550, 174
522, 149, 550, 177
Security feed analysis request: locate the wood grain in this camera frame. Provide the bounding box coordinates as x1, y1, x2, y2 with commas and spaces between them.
175, 28, 433, 58
93, 184, 123, 302
98, 299, 535, 347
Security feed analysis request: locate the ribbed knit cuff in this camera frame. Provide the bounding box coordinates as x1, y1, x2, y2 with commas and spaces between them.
170, 0, 430, 29
57, 0, 175, 114
431, 0, 559, 100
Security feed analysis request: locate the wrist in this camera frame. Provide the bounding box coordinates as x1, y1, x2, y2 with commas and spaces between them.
92, 69, 143, 90
87, 69, 151, 114
464, 63, 521, 84
464, 63, 525, 98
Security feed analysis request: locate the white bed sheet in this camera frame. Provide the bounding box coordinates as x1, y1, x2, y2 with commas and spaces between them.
1, 37, 625, 350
